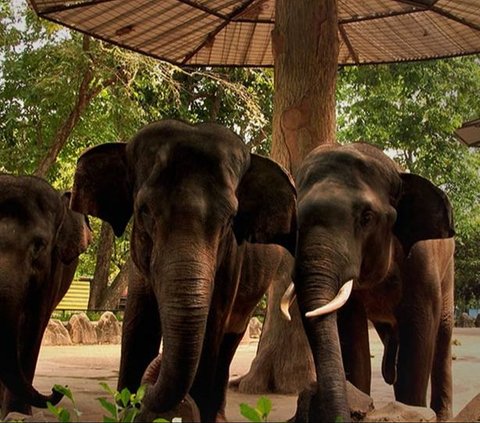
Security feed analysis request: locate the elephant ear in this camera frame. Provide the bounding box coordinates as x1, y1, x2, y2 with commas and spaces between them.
234, 154, 297, 255
393, 173, 455, 254
70, 143, 132, 236
57, 192, 93, 264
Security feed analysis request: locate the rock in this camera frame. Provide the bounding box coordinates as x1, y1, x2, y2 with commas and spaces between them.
8, 411, 50, 422
136, 394, 200, 422
363, 401, 435, 422
248, 317, 263, 338
347, 382, 374, 421
67, 312, 98, 344
454, 392, 480, 421
42, 319, 72, 346
95, 311, 121, 344
289, 382, 373, 422
457, 312, 475, 328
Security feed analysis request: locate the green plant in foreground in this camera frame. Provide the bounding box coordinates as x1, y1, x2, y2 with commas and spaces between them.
47, 385, 81, 422
46, 384, 272, 423
97, 382, 145, 422
240, 396, 272, 422
47, 383, 179, 422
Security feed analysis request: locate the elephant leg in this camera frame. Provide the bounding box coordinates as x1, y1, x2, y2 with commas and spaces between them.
117, 269, 160, 393
394, 303, 438, 407
337, 296, 371, 394
210, 332, 244, 422
2, 301, 49, 416
430, 263, 454, 421
373, 322, 398, 385
190, 331, 244, 422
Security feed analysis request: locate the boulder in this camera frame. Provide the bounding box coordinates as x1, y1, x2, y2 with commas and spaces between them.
67, 312, 98, 344
347, 382, 374, 421
7, 411, 50, 422
249, 317, 263, 338
363, 401, 435, 422
457, 312, 475, 328
96, 311, 121, 344
290, 381, 373, 422
454, 392, 480, 421
42, 319, 72, 346
136, 394, 200, 422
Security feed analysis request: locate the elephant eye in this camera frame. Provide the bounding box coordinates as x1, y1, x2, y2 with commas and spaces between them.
360, 210, 375, 227
31, 237, 47, 258
138, 204, 153, 230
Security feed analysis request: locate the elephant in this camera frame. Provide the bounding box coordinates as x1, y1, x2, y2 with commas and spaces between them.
281, 142, 455, 422
0, 175, 92, 418
70, 119, 297, 422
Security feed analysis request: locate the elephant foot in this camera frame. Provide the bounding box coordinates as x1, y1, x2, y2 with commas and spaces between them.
135, 394, 201, 422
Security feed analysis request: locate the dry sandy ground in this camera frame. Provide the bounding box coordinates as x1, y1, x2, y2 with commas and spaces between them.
25, 327, 480, 422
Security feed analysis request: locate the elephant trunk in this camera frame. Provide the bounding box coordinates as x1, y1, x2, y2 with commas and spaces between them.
295, 239, 354, 422
0, 294, 63, 411
142, 245, 215, 413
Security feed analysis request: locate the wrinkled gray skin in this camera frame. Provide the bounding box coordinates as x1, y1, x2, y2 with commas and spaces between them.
293, 143, 455, 422
0, 175, 92, 418
70, 119, 296, 422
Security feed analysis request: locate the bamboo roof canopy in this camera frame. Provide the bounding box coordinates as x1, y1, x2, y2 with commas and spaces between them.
28, 0, 480, 67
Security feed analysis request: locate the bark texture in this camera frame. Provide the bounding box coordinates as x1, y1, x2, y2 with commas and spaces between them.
237, 0, 340, 394
271, 0, 339, 174
89, 222, 130, 310
231, 269, 315, 394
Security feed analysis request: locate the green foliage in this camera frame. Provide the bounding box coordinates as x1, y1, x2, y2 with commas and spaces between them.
1, 1, 273, 283
50, 310, 123, 321
97, 382, 147, 423
47, 385, 81, 422
42, 384, 274, 423
240, 396, 272, 422
336, 56, 480, 307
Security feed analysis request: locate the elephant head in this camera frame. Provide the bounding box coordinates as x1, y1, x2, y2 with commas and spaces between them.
284, 143, 454, 422
0, 175, 91, 416
70, 119, 296, 414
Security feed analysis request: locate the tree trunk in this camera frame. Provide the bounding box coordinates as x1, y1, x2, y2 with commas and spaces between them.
231, 262, 315, 394
236, 0, 340, 394
97, 257, 131, 310
88, 222, 131, 310
271, 0, 339, 174
88, 222, 115, 310
34, 36, 120, 178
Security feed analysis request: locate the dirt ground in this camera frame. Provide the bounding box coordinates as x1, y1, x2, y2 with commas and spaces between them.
24, 327, 480, 422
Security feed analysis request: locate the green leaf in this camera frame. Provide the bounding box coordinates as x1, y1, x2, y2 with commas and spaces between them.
99, 382, 116, 396
121, 407, 139, 423
47, 402, 61, 417
152, 419, 170, 423
97, 397, 117, 418
58, 408, 71, 423
240, 403, 262, 422
135, 384, 146, 402
256, 396, 272, 418
103, 416, 118, 423
120, 387, 132, 408
53, 384, 73, 403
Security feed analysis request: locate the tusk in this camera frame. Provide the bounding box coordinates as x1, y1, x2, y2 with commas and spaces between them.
280, 283, 296, 321
305, 279, 354, 319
